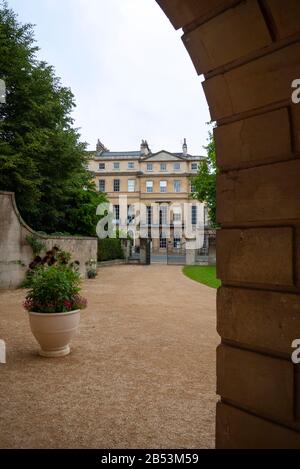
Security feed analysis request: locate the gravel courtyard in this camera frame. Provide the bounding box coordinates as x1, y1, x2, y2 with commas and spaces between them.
0, 265, 218, 449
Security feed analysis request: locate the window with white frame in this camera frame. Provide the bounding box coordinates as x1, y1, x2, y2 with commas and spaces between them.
173, 208, 182, 223
147, 206, 152, 226
113, 205, 120, 222
147, 163, 153, 172
146, 181, 153, 193
99, 163, 105, 170
113, 162, 120, 170
128, 180, 135, 192
99, 179, 105, 192
173, 180, 181, 193
204, 205, 212, 227
127, 205, 135, 223
160, 232, 167, 248
173, 236, 181, 248
113, 179, 120, 192
128, 162, 135, 169
160, 163, 167, 172
191, 163, 198, 171
191, 205, 198, 225
190, 182, 196, 193
160, 205, 168, 225
174, 162, 181, 171
160, 180, 167, 193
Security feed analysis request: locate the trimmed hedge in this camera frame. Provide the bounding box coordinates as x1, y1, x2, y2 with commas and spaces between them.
98, 238, 124, 262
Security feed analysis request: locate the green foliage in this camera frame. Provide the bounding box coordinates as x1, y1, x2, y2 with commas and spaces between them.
87, 268, 97, 279
22, 245, 78, 288
0, 1, 106, 236
26, 234, 45, 256
182, 266, 221, 289
98, 238, 124, 262
86, 259, 97, 278
24, 265, 87, 313
50, 232, 71, 237
191, 129, 218, 227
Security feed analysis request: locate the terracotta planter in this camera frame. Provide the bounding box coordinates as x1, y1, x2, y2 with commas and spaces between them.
28, 310, 80, 357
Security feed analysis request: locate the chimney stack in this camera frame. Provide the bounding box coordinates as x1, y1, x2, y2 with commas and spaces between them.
182, 138, 188, 156
140, 139, 150, 156
96, 139, 109, 154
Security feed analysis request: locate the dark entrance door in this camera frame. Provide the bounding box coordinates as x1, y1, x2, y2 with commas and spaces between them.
145, 239, 151, 265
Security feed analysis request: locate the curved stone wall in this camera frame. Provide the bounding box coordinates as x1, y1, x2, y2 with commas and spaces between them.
0, 191, 97, 289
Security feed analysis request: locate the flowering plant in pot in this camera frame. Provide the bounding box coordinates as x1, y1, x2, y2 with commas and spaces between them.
24, 265, 87, 357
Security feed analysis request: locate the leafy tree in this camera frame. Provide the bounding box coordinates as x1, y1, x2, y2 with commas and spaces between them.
0, 1, 106, 236
191, 130, 218, 227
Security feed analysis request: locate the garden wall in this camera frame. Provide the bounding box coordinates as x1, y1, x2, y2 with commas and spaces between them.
0, 191, 98, 289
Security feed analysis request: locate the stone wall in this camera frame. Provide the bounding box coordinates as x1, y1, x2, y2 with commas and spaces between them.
0, 192, 98, 289
157, 0, 300, 448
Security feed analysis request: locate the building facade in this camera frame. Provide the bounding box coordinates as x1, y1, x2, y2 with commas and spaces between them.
88, 139, 207, 255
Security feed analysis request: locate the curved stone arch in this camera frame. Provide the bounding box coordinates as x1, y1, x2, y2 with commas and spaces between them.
157, 0, 300, 449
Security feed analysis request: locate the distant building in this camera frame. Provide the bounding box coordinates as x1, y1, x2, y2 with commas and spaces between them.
88, 139, 209, 255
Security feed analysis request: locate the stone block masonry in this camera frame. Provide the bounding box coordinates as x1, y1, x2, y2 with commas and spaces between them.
157, 0, 300, 448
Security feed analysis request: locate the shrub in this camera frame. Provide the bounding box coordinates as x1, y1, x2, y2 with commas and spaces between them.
51, 232, 71, 237
26, 235, 46, 256
97, 238, 124, 262
22, 246, 78, 288
87, 269, 97, 279
86, 259, 98, 279
23, 265, 87, 313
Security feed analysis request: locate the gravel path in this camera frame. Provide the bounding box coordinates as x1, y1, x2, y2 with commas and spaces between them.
0, 265, 218, 448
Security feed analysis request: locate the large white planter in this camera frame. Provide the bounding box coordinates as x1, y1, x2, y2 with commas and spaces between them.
28, 310, 80, 357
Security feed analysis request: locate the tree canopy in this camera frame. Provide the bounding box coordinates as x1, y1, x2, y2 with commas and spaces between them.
0, 1, 106, 236
191, 130, 218, 227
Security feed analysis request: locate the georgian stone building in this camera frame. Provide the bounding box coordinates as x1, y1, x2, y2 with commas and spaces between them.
88, 139, 207, 254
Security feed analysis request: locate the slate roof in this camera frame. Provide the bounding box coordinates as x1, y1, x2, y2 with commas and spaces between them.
94, 150, 204, 161
94, 151, 141, 160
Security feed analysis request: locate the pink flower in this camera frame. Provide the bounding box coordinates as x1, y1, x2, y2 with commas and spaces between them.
23, 298, 34, 312
73, 295, 87, 310
63, 300, 73, 311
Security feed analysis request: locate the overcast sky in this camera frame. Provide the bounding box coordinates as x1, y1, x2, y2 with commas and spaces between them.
7, 0, 211, 155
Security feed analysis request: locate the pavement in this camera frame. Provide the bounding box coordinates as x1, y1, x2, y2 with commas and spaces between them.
0, 265, 218, 449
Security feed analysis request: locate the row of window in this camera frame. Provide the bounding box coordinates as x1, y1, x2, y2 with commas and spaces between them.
99, 179, 135, 192
99, 162, 135, 170
113, 205, 198, 226
99, 179, 191, 193
98, 162, 199, 172
158, 235, 181, 249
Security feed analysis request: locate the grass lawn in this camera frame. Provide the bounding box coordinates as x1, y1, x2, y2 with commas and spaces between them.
183, 265, 221, 289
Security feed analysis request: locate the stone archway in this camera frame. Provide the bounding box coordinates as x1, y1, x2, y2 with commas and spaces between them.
157, 0, 300, 449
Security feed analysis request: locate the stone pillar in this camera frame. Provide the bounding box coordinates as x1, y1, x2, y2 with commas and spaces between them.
157, 0, 300, 448
185, 238, 197, 265
139, 238, 150, 265
121, 239, 131, 263
151, 222, 160, 255
208, 235, 216, 266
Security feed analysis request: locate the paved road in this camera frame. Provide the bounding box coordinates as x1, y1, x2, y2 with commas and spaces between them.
0, 265, 218, 448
